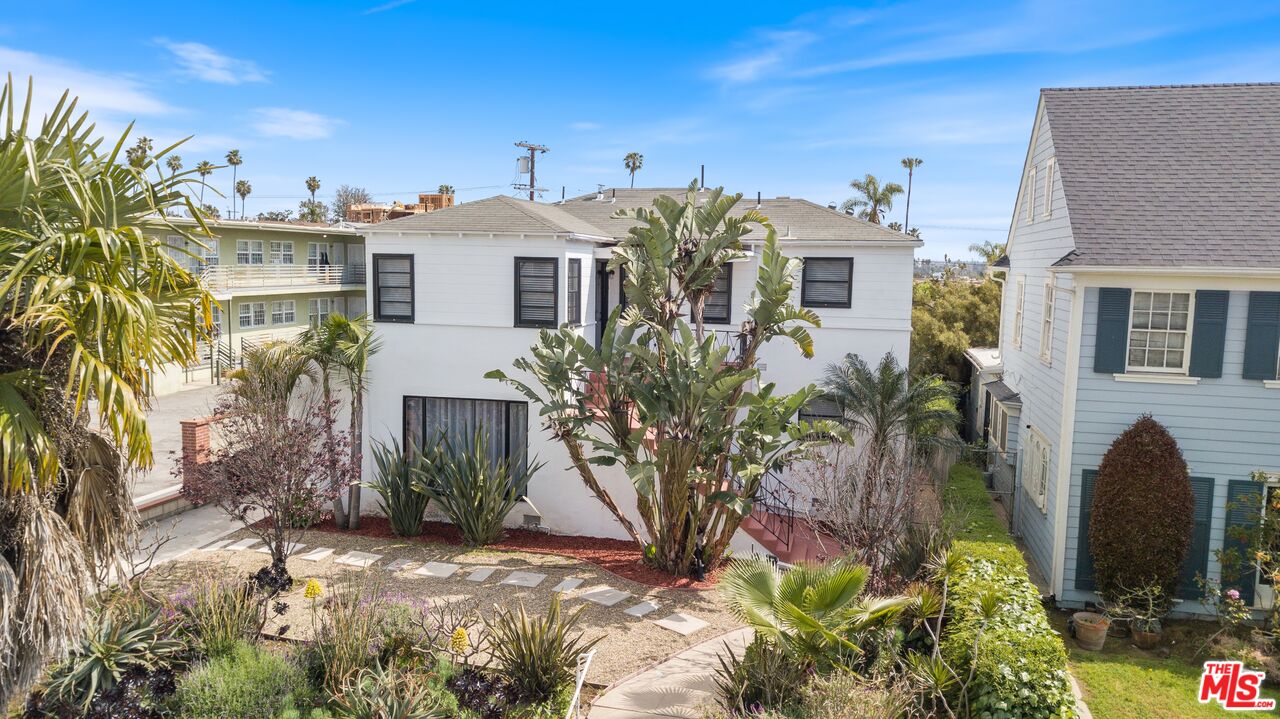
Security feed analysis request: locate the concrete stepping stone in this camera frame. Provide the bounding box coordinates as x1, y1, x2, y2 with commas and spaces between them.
551, 577, 584, 593
299, 547, 334, 562
384, 558, 419, 572
335, 551, 382, 568
414, 561, 461, 578
256, 542, 305, 555
200, 539, 232, 552
624, 600, 660, 618
500, 571, 547, 588
225, 538, 260, 551
465, 567, 497, 582
581, 586, 631, 607
652, 612, 709, 636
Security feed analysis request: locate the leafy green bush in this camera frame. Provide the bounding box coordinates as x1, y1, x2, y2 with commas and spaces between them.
485, 594, 601, 703
1088, 414, 1193, 598
367, 437, 432, 536
331, 664, 445, 719
167, 570, 262, 658
172, 641, 314, 719
416, 429, 541, 546
795, 672, 919, 719
941, 464, 1076, 718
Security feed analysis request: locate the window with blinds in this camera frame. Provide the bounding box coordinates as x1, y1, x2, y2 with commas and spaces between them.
704, 265, 732, 324
801, 258, 853, 308
373, 254, 414, 322
403, 396, 529, 476
515, 257, 558, 328
567, 258, 582, 326
798, 396, 842, 423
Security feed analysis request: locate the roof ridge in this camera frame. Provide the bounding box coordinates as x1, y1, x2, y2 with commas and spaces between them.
790, 197, 919, 239
1043, 82, 1280, 92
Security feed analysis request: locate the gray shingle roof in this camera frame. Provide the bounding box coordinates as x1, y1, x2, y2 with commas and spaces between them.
373, 195, 609, 237
556, 188, 919, 243
1042, 83, 1280, 268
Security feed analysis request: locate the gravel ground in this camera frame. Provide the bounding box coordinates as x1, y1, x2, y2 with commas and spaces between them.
146, 529, 743, 686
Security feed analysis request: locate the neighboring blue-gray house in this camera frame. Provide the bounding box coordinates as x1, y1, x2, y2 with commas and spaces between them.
969, 83, 1280, 614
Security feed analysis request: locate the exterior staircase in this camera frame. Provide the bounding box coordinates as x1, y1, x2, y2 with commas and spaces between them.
736, 472, 834, 565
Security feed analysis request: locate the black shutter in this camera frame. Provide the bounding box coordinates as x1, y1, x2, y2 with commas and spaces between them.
567, 258, 582, 325
1093, 287, 1131, 373
514, 257, 558, 328
1243, 291, 1280, 381
1178, 477, 1215, 599
1075, 469, 1098, 591
1223, 479, 1262, 606
373, 254, 414, 322
1189, 291, 1229, 378
704, 265, 732, 324
801, 258, 853, 308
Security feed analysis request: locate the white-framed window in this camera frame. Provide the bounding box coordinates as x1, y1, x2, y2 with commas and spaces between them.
1024, 165, 1037, 223
1043, 157, 1056, 218
269, 241, 294, 265
1023, 428, 1052, 512
1256, 474, 1280, 608
238, 302, 266, 328
309, 297, 331, 326
989, 402, 1010, 452
308, 242, 329, 268
210, 303, 222, 332
271, 300, 296, 325
1039, 279, 1056, 364
236, 240, 264, 265
1012, 275, 1026, 348
200, 241, 219, 266
1127, 290, 1193, 373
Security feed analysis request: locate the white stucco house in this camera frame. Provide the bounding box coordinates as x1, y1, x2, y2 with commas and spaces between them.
361, 187, 920, 560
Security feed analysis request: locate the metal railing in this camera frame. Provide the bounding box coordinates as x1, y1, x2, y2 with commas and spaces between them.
710, 329, 748, 364
200, 264, 364, 291
733, 469, 798, 552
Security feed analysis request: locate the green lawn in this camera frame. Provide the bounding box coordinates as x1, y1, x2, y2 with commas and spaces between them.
1051, 611, 1280, 717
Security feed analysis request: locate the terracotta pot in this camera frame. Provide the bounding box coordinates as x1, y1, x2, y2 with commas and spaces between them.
1133, 627, 1162, 650
1074, 611, 1111, 651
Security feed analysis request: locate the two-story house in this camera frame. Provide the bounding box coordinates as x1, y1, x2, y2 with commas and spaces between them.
361, 188, 920, 560
971, 83, 1280, 613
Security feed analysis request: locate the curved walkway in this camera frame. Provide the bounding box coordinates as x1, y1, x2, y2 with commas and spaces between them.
589, 628, 752, 719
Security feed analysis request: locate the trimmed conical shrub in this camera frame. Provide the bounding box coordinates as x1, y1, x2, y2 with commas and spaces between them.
1088, 414, 1194, 598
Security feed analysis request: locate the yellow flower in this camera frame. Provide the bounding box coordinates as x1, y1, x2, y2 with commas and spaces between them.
449, 626, 469, 654
304, 578, 323, 600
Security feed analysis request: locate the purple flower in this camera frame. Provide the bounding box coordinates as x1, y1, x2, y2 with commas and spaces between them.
1227, 589, 1241, 601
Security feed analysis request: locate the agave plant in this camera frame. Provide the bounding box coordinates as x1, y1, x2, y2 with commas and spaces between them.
366, 436, 431, 536
485, 594, 601, 703
718, 556, 909, 672
332, 664, 445, 719
414, 429, 541, 546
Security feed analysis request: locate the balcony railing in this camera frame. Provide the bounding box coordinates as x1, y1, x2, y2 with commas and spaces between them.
200, 264, 365, 291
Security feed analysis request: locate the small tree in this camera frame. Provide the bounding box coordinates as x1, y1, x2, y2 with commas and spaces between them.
1089, 414, 1193, 599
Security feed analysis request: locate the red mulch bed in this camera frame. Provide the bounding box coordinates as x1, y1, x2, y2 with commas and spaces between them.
299, 515, 720, 590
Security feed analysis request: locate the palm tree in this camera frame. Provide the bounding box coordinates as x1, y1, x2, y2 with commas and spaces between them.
235, 179, 252, 218
840, 173, 903, 225
306, 175, 321, 202
225, 149, 242, 218
125, 136, 153, 167
336, 315, 380, 529
900, 157, 923, 231
968, 240, 1006, 265
195, 160, 215, 206
623, 152, 644, 188
437, 184, 454, 196
166, 154, 183, 175
225, 341, 314, 417
0, 79, 209, 704
299, 315, 352, 528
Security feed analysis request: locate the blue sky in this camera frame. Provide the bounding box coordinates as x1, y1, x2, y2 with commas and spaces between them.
5, 1, 1280, 258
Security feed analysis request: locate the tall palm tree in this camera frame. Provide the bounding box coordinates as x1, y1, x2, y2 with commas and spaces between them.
840, 173, 903, 225
306, 175, 321, 202
195, 160, 215, 206
968, 240, 1006, 265
623, 152, 644, 188
225, 341, 314, 417
166, 154, 183, 175
900, 157, 923, 231
0, 78, 210, 704
336, 315, 380, 530
437, 184, 454, 196
299, 315, 352, 528
125, 136, 152, 168
225, 149, 242, 218
235, 179, 252, 218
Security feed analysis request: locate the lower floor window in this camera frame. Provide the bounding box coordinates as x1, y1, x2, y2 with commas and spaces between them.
1023, 429, 1051, 512
238, 302, 266, 328
272, 300, 296, 325
309, 297, 331, 326
404, 396, 529, 474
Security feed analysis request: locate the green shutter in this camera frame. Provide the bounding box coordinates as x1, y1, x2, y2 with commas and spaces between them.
1189, 291, 1229, 378
1243, 292, 1280, 380
1075, 469, 1098, 591
1178, 477, 1215, 599
1094, 288, 1131, 373
1223, 479, 1262, 606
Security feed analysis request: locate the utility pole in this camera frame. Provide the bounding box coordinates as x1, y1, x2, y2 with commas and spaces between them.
514, 141, 548, 201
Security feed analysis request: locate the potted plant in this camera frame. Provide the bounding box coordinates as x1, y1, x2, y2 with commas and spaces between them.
1106, 584, 1170, 651
1072, 611, 1111, 651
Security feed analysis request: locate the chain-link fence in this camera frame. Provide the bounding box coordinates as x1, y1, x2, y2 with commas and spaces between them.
923, 437, 1020, 537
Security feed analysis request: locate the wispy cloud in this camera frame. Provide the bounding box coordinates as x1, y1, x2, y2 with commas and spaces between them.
364, 0, 414, 15
157, 39, 267, 84
250, 107, 342, 140
0, 46, 175, 118
570, 121, 601, 131
707, 30, 816, 84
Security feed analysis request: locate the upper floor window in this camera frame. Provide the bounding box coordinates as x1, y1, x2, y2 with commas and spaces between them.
237, 240, 264, 265
1039, 280, 1056, 364
1043, 157, 1056, 218
704, 266, 733, 324
269, 241, 294, 265
798, 396, 842, 424
1128, 290, 1192, 373
801, 258, 853, 309
515, 257, 558, 328
373, 254, 414, 322
1012, 275, 1026, 349
199, 240, 219, 266
308, 242, 329, 267
567, 258, 582, 326
1024, 165, 1037, 223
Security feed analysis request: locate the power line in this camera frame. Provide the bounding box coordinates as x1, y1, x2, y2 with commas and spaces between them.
247, 183, 509, 200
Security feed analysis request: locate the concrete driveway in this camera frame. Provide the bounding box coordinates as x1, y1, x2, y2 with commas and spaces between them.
131, 382, 224, 499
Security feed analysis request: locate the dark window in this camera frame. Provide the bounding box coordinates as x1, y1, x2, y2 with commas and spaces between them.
704, 265, 732, 325
373, 254, 414, 322
403, 396, 528, 475
801, 258, 853, 308
798, 396, 842, 423
567, 258, 582, 325
515, 257, 558, 328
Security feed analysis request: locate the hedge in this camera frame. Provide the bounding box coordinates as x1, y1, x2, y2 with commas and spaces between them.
941, 464, 1077, 719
